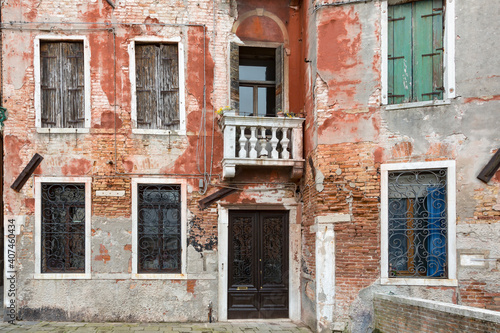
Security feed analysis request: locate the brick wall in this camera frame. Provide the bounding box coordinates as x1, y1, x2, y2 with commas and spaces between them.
374, 294, 500, 333
301, 142, 381, 319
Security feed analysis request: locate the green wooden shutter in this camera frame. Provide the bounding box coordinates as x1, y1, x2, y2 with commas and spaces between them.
413, 0, 443, 102
388, 3, 412, 104
159, 44, 179, 130
136, 44, 157, 129
61, 42, 84, 128
229, 43, 239, 112
275, 45, 284, 114
40, 42, 60, 127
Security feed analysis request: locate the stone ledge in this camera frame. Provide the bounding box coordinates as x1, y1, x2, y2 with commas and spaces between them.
375, 293, 500, 324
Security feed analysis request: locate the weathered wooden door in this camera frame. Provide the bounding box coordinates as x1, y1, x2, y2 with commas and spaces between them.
228, 210, 289, 319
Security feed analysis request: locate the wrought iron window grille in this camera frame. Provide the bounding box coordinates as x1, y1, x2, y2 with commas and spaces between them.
41, 183, 86, 273
387, 168, 448, 278
137, 184, 181, 273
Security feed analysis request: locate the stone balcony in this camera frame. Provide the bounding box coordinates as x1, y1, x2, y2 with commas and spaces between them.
221, 115, 305, 179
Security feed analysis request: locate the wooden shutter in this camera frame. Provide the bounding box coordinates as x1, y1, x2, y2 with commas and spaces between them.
136, 44, 157, 129
388, 3, 412, 104
40, 42, 60, 127
61, 42, 84, 127
158, 44, 179, 130
414, 0, 443, 101
229, 43, 239, 112
275, 45, 284, 113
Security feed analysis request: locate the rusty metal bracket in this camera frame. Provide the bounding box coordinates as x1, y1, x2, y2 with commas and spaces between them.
477, 149, 500, 183
11, 153, 44, 192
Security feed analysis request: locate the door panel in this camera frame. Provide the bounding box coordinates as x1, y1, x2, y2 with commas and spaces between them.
228, 210, 289, 319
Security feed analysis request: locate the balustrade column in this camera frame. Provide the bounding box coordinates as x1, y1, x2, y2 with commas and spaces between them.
281, 128, 290, 159
258, 127, 268, 158
238, 126, 248, 158
270, 127, 279, 159
249, 127, 258, 158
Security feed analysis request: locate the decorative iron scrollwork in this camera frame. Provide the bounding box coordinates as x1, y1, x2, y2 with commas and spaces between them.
138, 184, 181, 273
388, 169, 447, 278
231, 217, 253, 285
41, 183, 85, 273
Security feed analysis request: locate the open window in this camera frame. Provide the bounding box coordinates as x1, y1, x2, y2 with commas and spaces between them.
230, 43, 284, 116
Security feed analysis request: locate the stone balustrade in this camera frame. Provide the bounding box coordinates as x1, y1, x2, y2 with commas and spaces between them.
221, 115, 305, 179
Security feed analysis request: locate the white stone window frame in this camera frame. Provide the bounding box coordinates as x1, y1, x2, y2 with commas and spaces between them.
380, 160, 457, 286
131, 178, 187, 279
34, 177, 92, 279
128, 37, 186, 136
34, 35, 91, 133
381, 0, 456, 110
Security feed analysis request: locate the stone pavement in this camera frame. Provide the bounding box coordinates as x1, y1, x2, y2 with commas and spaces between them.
0, 321, 313, 332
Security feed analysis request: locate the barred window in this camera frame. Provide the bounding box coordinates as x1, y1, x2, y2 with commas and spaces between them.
41, 183, 86, 273
137, 184, 182, 273
387, 169, 448, 278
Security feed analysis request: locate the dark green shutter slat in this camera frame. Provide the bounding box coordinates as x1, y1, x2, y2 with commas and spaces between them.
388, 3, 412, 104
230, 43, 239, 112
432, 0, 444, 100
414, 0, 435, 102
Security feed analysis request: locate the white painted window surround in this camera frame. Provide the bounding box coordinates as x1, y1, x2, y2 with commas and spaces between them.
381, 0, 456, 110
128, 37, 186, 136
34, 177, 92, 279
131, 178, 187, 279
380, 161, 457, 286
34, 35, 91, 133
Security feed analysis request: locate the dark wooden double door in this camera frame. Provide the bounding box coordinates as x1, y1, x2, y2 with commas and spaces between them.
228, 210, 289, 319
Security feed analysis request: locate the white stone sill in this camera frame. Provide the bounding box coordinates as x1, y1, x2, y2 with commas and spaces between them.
36, 128, 90, 134
131, 273, 215, 280
34, 273, 91, 280
384, 99, 451, 110
381, 277, 458, 287
132, 129, 186, 136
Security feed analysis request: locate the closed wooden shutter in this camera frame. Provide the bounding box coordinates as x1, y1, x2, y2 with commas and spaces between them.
40, 42, 60, 127
388, 0, 443, 104
388, 3, 412, 104
40, 41, 84, 128
136, 44, 157, 129
275, 45, 284, 113
62, 42, 85, 127
414, 0, 443, 101
229, 43, 240, 112
159, 44, 179, 130
136, 44, 179, 130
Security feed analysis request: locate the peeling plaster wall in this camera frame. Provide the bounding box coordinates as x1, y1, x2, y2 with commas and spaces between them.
303, 0, 500, 332
2, 0, 308, 323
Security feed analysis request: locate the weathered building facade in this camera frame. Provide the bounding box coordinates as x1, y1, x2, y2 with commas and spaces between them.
1, 0, 499, 332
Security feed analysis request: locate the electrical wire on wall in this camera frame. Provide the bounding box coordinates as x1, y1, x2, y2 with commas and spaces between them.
1, 20, 213, 183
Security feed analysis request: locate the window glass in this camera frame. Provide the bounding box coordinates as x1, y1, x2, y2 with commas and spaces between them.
137, 184, 181, 273
387, 169, 447, 278
41, 183, 86, 273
